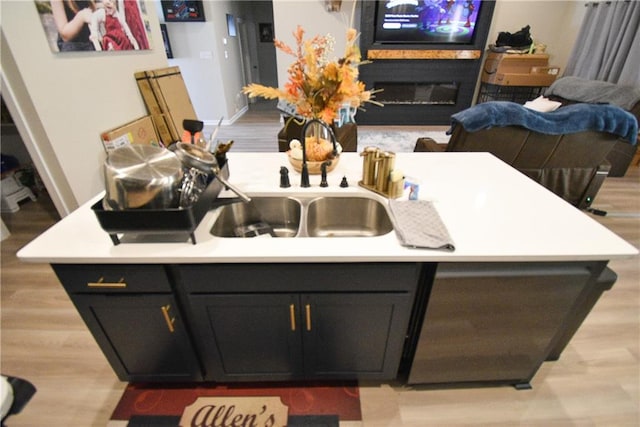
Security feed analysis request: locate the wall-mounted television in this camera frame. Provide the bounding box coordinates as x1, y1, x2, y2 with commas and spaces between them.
161, 1, 205, 22
374, 0, 483, 44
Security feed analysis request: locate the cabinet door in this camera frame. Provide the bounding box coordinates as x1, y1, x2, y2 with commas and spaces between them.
189, 294, 303, 381
302, 293, 413, 380
73, 294, 202, 382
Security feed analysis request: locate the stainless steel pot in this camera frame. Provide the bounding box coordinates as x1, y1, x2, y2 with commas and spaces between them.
104, 145, 183, 210
173, 142, 251, 203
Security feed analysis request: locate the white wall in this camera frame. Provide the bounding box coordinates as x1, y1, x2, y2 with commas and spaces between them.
273, 0, 360, 89
487, 1, 585, 75
160, 0, 248, 126
2, 0, 168, 212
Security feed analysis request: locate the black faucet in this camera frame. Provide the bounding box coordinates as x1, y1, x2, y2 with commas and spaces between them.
300, 119, 338, 188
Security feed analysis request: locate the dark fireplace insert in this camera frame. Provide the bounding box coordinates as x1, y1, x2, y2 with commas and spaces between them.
374, 82, 459, 105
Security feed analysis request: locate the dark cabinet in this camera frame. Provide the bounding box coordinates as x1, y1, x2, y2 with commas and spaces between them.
52, 264, 202, 382
50, 258, 610, 387
177, 263, 420, 382
190, 293, 303, 379
52, 262, 419, 383
301, 293, 410, 378
189, 292, 411, 381
72, 293, 202, 381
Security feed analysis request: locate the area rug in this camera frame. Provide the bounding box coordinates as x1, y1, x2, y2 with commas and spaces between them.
110, 381, 360, 425
357, 129, 450, 152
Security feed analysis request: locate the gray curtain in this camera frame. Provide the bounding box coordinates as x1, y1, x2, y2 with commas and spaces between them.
564, 1, 640, 86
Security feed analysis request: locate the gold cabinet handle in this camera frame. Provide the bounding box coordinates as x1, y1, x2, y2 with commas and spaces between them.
305, 304, 311, 331
161, 304, 175, 333
289, 304, 296, 331
87, 276, 127, 288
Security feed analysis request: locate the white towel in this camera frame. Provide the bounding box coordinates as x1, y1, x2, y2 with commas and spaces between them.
524, 96, 562, 112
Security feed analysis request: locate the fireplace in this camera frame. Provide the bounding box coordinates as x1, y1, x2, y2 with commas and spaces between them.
357, 1, 496, 125
357, 57, 484, 125
374, 82, 459, 105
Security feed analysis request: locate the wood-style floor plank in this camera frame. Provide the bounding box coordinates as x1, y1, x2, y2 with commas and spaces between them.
2, 104, 638, 426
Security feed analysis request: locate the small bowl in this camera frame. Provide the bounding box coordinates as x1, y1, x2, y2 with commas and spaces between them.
287, 151, 340, 175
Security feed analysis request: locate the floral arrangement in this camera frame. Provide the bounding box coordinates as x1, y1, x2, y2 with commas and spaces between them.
242, 25, 378, 125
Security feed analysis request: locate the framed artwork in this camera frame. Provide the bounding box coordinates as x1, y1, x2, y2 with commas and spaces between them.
35, 0, 152, 53
160, 24, 173, 58
259, 23, 273, 43
161, 1, 205, 22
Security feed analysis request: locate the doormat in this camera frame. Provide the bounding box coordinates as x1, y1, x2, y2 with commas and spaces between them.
126, 414, 339, 427
110, 381, 360, 424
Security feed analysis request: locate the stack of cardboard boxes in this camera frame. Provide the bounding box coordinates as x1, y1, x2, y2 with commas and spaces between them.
477, 52, 561, 104
100, 67, 198, 151
134, 66, 198, 146
481, 52, 560, 87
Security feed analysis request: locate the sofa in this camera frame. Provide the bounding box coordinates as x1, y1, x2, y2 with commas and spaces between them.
545, 77, 640, 176
415, 97, 638, 210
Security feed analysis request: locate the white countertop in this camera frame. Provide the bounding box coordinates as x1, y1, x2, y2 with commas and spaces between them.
17, 152, 638, 264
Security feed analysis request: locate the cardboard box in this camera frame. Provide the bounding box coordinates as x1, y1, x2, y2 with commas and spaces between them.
135, 66, 198, 144
531, 66, 561, 76
482, 52, 550, 84
493, 70, 559, 87
100, 116, 161, 152
149, 113, 175, 147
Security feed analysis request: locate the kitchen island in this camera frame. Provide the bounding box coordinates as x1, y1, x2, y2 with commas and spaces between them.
18, 152, 638, 388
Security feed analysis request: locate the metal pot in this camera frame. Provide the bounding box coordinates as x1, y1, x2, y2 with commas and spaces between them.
104, 145, 183, 210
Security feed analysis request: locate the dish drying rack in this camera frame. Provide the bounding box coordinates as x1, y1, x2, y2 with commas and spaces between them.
92, 161, 229, 245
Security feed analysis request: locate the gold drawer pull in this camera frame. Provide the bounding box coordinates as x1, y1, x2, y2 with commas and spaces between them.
87, 277, 127, 288
161, 304, 176, 333
305, 304, 312, 331
289, 304, 296, 331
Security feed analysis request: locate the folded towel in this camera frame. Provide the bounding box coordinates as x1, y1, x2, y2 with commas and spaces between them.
389, 200, 455, 251
449, 101, 638, 144
545, 76, 640, 111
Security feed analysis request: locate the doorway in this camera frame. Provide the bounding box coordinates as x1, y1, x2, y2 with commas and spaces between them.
235, 1, 278, 97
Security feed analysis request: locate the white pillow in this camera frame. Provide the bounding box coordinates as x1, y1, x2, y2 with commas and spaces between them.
524, 96, 562, 112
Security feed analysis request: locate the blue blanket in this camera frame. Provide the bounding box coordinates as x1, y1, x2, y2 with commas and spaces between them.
449, 101, 638, 144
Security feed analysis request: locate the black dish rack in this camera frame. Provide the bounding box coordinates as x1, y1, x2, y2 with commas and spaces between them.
92, 161, 229, 245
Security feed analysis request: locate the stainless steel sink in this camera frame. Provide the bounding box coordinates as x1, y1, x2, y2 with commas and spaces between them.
210, 195, 393, 238
306, 197, 393, 237
210, 197, 301, 237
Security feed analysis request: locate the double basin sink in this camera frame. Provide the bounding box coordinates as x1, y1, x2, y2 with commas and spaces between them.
211, 195, 393, 238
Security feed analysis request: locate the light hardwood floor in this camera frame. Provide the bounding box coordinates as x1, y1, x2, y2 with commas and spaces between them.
1, 103, 638, 426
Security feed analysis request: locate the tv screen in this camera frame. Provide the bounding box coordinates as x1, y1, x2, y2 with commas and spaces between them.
161, 1, 205, 22
374, 0, 483, 44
